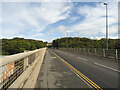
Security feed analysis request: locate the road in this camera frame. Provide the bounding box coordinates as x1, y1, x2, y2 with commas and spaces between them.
50, 48, 119, 89
35, 49, 90, 88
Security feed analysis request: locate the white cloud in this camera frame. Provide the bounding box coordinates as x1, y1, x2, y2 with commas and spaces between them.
0, 2, 2, 37
69, 16, 80, 22
67, 2, 118, 39
34, 2, 72, 24
101, 25, 118, 35
1, 0, 72, 2
1, 2, 118, 41
2, 2, 73, 39
58, 25, 66, 31
1, 0, 119, 2
95, 36, 105, 40
93, 35, 118, 40
109, 35, 118, 39
47, 25, 68, 37
57, 25, 69, 36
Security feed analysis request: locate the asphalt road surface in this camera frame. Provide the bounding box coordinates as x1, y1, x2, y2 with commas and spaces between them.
50, 48, 119, 89
35, 49, 91, 88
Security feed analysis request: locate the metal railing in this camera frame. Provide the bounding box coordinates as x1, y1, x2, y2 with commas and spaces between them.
59, 48, 120, 60
0, 48, 44, 89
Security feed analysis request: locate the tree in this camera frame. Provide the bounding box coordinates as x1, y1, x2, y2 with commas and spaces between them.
1, 37, 46, 55
52, 37, 118, 49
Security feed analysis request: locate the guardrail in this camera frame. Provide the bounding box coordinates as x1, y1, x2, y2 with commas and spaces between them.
0, 48, 46, 89
59, 48, 120, 60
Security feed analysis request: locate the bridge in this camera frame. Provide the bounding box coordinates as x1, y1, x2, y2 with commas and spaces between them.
0, 47, 119, 89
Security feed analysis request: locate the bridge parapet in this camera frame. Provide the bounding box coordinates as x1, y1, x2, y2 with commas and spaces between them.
0, 48, 46, 89
59, 48, 119, 60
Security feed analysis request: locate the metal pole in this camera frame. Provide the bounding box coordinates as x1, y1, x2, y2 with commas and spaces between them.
106, 4, 108, 50
104, 3, 108, 50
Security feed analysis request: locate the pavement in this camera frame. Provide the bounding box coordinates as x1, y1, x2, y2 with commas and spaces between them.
35, 49, 91, 88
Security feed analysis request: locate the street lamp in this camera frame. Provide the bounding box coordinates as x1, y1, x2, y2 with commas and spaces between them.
103, 2, 108, 50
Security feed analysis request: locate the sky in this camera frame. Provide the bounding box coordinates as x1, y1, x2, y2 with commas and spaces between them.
0, 0, 119, 42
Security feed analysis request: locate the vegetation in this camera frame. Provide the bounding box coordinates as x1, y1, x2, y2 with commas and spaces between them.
1, 37, 47, 55
1, 37, 119, 55
52, 37, 119, 49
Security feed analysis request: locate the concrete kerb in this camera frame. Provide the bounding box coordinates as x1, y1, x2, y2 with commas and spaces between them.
8, 48, 46, 89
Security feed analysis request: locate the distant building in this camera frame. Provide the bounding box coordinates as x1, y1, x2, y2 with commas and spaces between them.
0, 62, 15, 83
47, 43, 52, 46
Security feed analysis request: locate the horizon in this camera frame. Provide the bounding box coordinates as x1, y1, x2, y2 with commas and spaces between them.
0, 36, 118, 43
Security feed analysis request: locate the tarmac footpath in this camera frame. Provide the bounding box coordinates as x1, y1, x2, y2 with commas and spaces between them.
35, 49, 91, 89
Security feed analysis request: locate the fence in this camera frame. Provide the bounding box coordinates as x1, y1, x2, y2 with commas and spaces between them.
59, 48, 120, 60
0, 48, 46, 90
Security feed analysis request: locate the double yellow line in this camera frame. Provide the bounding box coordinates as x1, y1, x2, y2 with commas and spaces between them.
49, 49, 102, 90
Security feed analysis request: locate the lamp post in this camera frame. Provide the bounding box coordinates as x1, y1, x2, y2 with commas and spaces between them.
103, 3, 108, 50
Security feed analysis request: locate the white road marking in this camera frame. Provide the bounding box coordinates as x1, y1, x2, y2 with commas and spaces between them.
69, 68, 92, 88
82, 58, 87, 61
61, 59, 92, 88
77, 57, 87, 61
50, 57, 56, 58
94, 62, 120, 73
